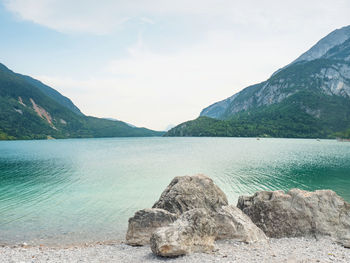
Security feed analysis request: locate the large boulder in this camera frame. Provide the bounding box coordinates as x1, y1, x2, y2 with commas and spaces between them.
126, 208, 178, 246
152, 174, 228, 215
214, 205, 267, 242
237, 189, 350, 247
150, 209, 216, 257
149, 205, 267, 257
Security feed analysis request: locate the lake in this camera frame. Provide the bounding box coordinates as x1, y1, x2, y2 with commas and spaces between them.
0, 137, 349, 245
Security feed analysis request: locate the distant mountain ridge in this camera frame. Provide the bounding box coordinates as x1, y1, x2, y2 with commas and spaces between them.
0, 63, 162, 140
167, 25, 350, 138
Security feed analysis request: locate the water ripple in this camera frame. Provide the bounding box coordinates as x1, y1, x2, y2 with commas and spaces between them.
0, 138, 349, 245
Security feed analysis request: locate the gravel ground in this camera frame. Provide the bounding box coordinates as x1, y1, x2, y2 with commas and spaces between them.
1, 237, 349, 263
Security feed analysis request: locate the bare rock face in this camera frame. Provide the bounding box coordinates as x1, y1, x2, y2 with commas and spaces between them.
150, 209, 216, 257
214, 205, 267, 242
152, 174, 228, 215
237, 189, 350, 247
126, 208, 178, 246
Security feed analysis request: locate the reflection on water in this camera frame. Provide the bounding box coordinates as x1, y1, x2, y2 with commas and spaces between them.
0, 137, 349, 245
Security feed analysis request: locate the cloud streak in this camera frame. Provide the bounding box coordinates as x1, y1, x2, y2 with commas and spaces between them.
5, 0, 350, 34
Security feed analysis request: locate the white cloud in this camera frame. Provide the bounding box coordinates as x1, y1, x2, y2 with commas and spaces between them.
4, 0, 350, 34
36, 30, 309, 130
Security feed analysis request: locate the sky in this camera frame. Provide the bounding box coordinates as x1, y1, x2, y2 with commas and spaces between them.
0, 0, 350, 130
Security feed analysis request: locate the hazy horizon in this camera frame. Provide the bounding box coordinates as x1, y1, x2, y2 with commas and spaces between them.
1, 0, 350, 130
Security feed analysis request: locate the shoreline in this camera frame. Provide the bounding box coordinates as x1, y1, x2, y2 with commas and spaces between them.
0, 239, 123, 249
1, 237, 349, 263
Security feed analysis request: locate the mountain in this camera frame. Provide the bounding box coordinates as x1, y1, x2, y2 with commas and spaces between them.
293, 25, 350, 63
166, 25, 350, 138
18, 74, 83, 116
0, 63, 163, 140
104, 118, 137, 128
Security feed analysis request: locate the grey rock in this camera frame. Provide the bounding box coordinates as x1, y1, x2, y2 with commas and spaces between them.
237, 188, 350, 247
152, 174, 228, 215
293, 25, 350, 63
149, 204, 267, 257
214, 205, 267, 242
150, 209, 216, 257
126, 208, 178, 246
200, 93, 238, 119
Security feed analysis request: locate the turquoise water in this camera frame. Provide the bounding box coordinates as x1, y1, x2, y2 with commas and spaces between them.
0, 137, 349, 245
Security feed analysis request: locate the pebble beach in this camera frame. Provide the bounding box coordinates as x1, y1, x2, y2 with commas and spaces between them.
1, 237, 349, 263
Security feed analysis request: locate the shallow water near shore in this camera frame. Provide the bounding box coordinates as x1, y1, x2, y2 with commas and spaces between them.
0, 137, 349, 245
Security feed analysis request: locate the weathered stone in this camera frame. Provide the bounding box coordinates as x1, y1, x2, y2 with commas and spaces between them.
150, 209, 216, 257
152, 174, 228, 215
237, 189, 350, 247
126, 208, 178, 246
214, 205, 267, 242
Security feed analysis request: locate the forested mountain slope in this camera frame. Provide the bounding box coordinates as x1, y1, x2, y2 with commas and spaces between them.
0, 63, 162, 140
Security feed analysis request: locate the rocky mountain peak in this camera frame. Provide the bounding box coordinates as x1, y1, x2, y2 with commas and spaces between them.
293, 25, 350, 63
